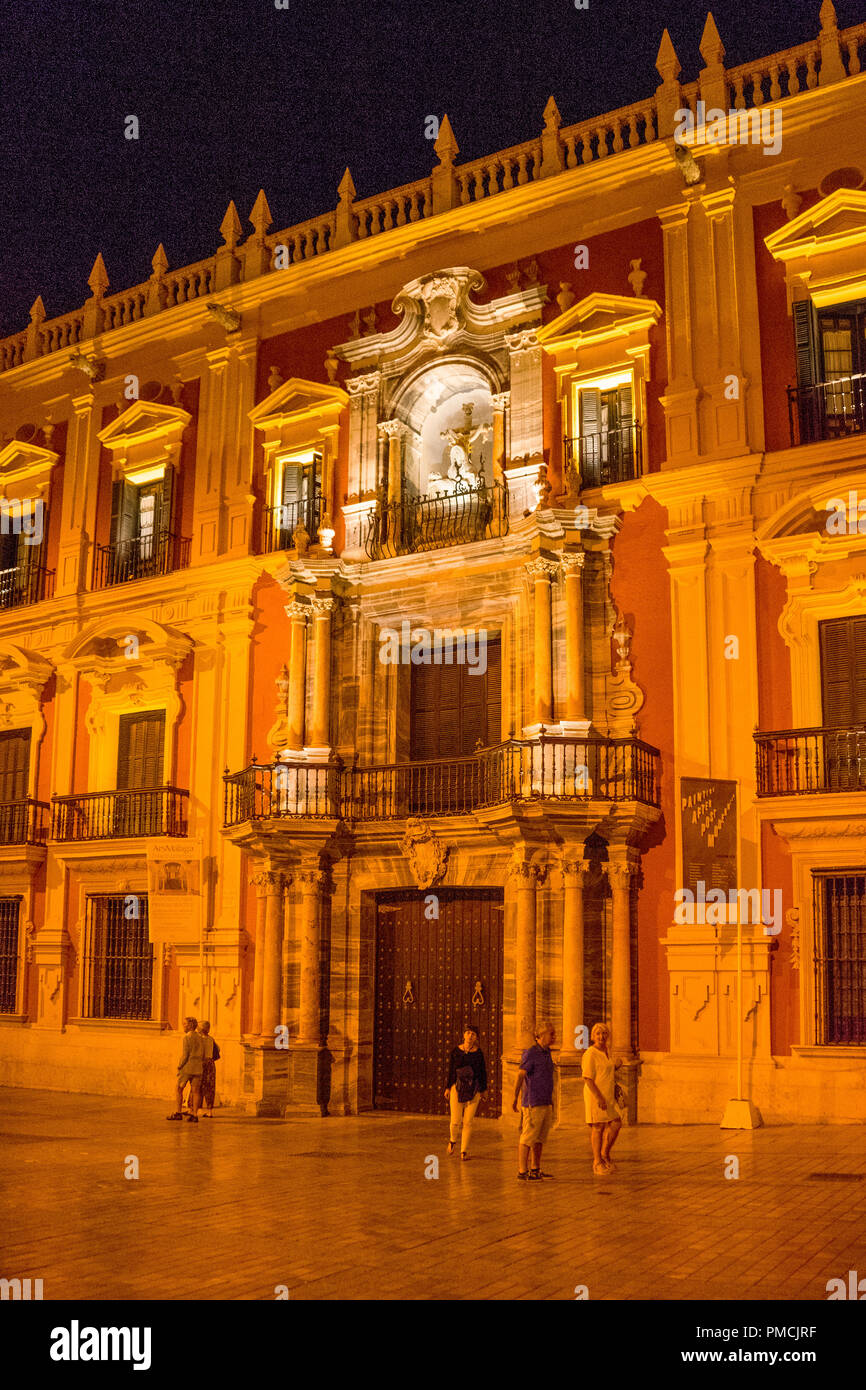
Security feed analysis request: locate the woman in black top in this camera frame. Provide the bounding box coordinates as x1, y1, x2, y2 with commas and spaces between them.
444, 1025, 487, 1160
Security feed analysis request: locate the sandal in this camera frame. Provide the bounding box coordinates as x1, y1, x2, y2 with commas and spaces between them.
528, 1169, 541, 1180
185, 1115, 199, 1123
517, 1171, 530, 1181
447, 1141, 456, 1155
166, 1112, 183, 1120
536, 1170, 554, 1178
461, 1152, 470, 1161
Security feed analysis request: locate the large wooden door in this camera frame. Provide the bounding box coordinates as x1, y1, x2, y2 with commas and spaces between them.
373, 888, 503, 1116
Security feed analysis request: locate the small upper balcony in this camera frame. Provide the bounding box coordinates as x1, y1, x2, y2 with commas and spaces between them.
787, 373, 866, 447
0, 798, 50, 846
364, 476, 508, 561
51, 787, 189, 841
262, 489, 323, 555
755, 726, 866, 796
93, 531, 190, 590
223, 734, 661, 827
0, 560, 55, 610
564, 422, 641, 490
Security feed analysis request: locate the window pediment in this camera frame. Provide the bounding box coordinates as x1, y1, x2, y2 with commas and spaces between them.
98, 400, 191, 479
249, 377, 347, 447
0, 440, 58, 499
537, 292, 662, 357
765, 190, 866, 309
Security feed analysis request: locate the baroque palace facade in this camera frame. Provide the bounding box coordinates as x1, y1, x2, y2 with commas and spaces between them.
1, 4, 866, 1123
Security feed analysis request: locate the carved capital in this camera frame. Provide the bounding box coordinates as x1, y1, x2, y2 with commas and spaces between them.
508, 856, 547, 885
491, 391, 511, 412
559, 551, 586, 576
505, 328, 540, 355
378, 418, 406, 441
311, 595, 337, 617
250, 869, 289, 894
607, 862, 636, 891
525, 556, 559, 582
346, 371, 381, 398
562, 857, 591, 881
285, 598, 309, 623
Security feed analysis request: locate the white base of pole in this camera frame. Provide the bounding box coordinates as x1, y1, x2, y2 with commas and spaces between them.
720, 1098, 763, 1129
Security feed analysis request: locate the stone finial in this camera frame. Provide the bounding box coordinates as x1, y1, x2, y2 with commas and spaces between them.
655, 28, 681, 82
337, 166, 356, 203
325, 349, 339, 383
699, 12, 725, 65
433, 114, 459, 165
220, 199, 242, 248
334, 168, 357, 249
249, 189, 273, 237
782, 184, 802, 220
151, 243, 168, 277
146, 244, 169, 316
556, 282, 575, 314
268, 365, 284, 392
540, 96, 564, 178
87, 252, 109, 299
818, 0, 845, 85
542, 96, 561, 132
29, 296, 46, 325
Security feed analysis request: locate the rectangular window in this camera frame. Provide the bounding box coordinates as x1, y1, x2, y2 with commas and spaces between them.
577, 380, 635, 486
83, 894, 153, 1021
277, 453, 321, 544
0, 897, 20, 1014
812, 873, 866, 1044
110, 468, 175, 580
793, 299, 866, 441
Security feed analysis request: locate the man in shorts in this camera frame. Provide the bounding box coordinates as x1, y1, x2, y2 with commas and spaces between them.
167, 1016, 204, 1123
513, 1020, 557, 1180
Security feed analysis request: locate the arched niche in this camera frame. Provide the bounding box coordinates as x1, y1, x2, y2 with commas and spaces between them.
390, 357, 498, 499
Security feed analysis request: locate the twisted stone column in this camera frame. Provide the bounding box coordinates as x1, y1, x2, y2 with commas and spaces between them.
286, 598, 308, 751
526, 558, 557, 726
561, 858, 590, 1052
608, 861, 635, 1057
296, 862, 326, 1045
510, 858, 546, 1048
261, 869, 289, 1040
560, 552, 586, 722
309, 596, 336, 750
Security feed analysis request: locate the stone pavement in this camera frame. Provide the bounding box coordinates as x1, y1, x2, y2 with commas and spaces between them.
1, 1088, 864, 1301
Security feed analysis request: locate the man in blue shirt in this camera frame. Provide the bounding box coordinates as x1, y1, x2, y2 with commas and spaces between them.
513, 1020, 557, 1180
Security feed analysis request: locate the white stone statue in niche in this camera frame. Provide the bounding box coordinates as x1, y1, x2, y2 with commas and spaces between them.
429, 402, 490, 496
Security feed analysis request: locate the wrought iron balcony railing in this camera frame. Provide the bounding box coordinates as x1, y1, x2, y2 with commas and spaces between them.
755, 726, 866, 795
0, 798, 50, 845
51, 787, 190, 840
93, 531, 191, 589
564, 422, 641, 490
364, 477, 508, 560
262, 488, 322, 554
0, 562, 55, 610
223, 735, 661, 827
787, 373, 866, 446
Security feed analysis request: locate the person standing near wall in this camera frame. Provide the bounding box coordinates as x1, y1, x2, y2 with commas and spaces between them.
198, 1020, 220, 1118
167, 1016, 204, 1123
444, 1024, 487, 1160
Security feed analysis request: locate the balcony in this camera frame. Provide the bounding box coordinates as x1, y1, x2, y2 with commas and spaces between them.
263, 489, 322, 555
787, 373, 866, 446
93, 531, 191, 590
223, 735, 661, 827
564, 422, 641, 490
0, 561, 55, 610
51, 787, 189, 841
755, 726, 866, 795
364, 478, 508, 560
0, 799, 50, 845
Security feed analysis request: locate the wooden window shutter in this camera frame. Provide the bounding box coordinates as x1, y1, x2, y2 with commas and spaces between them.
281, 462, 302, 506
0, 729, 30, 801
157, 465, 175, 536
484, 636, 502, 746
117, 712, 166, 789
579, 387, 601, 439
793, 300, 820, 389
617, 383, 633, 429
820, 617, 866, 727
111, 478, 139, 544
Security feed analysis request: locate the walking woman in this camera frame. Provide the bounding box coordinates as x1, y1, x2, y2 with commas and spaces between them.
444, 1025, 487, 1160
581, 1022, 623, 1175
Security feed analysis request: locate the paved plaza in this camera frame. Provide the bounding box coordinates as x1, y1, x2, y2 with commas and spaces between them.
1, 1088, 864, 1301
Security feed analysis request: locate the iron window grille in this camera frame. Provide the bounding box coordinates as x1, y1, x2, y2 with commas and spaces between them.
811, 872, 866, 1045
0, 897, 20, 1014
83, 894, 153, 1021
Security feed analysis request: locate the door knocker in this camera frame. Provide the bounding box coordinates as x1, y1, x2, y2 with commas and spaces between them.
402, 979, 415, 1005
472, 979, 484, 1007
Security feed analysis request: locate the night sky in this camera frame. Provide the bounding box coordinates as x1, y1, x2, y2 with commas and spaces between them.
0, 0, 849, 337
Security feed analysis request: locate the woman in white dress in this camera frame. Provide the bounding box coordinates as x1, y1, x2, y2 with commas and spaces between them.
581, 1022, 623, 1175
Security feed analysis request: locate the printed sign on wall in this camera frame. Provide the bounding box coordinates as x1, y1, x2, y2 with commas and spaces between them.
680, 778, 738, 898
146, 837, 203, 944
